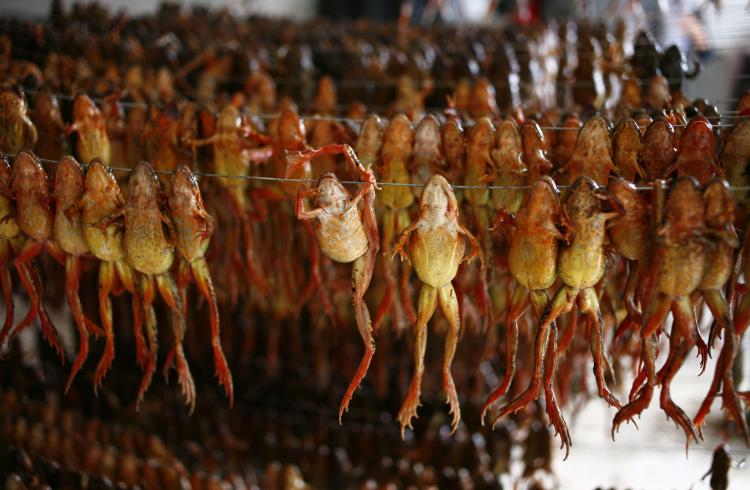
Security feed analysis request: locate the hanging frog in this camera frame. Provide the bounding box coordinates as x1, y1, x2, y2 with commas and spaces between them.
392, 174, 483, 436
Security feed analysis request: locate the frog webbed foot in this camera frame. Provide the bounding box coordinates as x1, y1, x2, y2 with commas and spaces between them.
397, 375, 423, 439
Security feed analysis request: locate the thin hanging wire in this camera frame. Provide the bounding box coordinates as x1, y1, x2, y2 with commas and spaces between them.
6, 152, 750, 193
13, 85, 750, 130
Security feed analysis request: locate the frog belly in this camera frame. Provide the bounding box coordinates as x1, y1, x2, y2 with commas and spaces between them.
410, 227, 463, 288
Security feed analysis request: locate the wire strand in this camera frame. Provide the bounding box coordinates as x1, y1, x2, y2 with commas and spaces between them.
15, 86, 750, 129
6, 152, 750, 192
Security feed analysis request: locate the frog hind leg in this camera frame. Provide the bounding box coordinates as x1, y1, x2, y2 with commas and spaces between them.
705, 288, 730, 350
530, 289, 571, 453
720, 368, 750, 446
93, 261, 117, 393
397, 283, 437, 439
556, 301, 579, 358
694, 323, 709, 376
627, 292, 671, 399
8, 241, 40, 338
374, 209, 397, 332
613, 259, 642, 343
612, 292, 671, 437
157, 273, 196, 414
694, 318, 734, 437
175, 257, 191, 318
438, 282, 462, 433
481, 285, 528, 423
397, 209, 417, 325
192, 257, 233, 406
115, 260, 145, 370
372, 273, 393, 334
11, 240, 62, 359
339, 253, 376, 423
543, 322, 571, 459
492, 285, 575, 428
376, 209, 410, 332
733, 289, 750, 337
696, 289, 748, 445
612, 332, 657, 438
136, 274, 158, 411
473, 205, 492, 333
64, 255, 92, 393
660, 296, 700, 445
230, 191, 269, 296
580, 287, 621, 409
0, 239, 14, 344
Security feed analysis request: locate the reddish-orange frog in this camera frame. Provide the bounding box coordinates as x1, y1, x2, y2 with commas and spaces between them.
168, 165, 234, 406
0, 84, 37, 155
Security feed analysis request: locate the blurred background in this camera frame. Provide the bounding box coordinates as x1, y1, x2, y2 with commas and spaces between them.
1, 0, 749, 111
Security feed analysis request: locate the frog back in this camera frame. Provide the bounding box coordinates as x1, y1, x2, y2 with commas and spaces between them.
509, 228, 558, 290
82, 192, 125, 261
699, 242, 733, 290
0, 117, 27, 155
124, 207, 174, 275
16, 196, 53, 242
54, 210, 89, 256
0, 195, 20, 239
657, 239, 705, 296
463, 154, 489, 205
558, 220, 607, 289
171, 212, 210, 263
379, 157, 414, 209
77, 126, 112, 164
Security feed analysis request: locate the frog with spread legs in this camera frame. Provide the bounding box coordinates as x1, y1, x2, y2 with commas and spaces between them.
0, 84, 37, 155
392, 174, 482, 436
53, 156, 103, 391
67, 93, 111, 165
168, 165, 234, 406
0, 151, 64, 358
482, 177, 567, 454
81, 159, 142, 391
613, 177, 708, 445
490, 177, 620, 457
285, 143, 379, 422
693, 180, 747, 443
0, 156, 21, 344
97, 162, 194, 412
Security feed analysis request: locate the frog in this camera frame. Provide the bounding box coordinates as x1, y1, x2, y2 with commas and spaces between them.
81, 159, 142, 391
53, 156, 103, 391
3, 150, 64, 358
0, 84, 37, 156
693, 180, 747, 444
611, 118, 645, 182
67, 93, 111, 165
392, 174, 483, 436
613, 177, 707, 445
482, 177, 568, 455
489, 118, 527, 214
563, 115, 615, 186
641, 117, 677, 181
98, 162, 194, 412
168, 165, 233, 406
286, 144, 380, 422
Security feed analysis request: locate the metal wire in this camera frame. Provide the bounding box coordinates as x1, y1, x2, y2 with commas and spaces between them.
14, 85, 750, 129
6, 152, 750, 193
